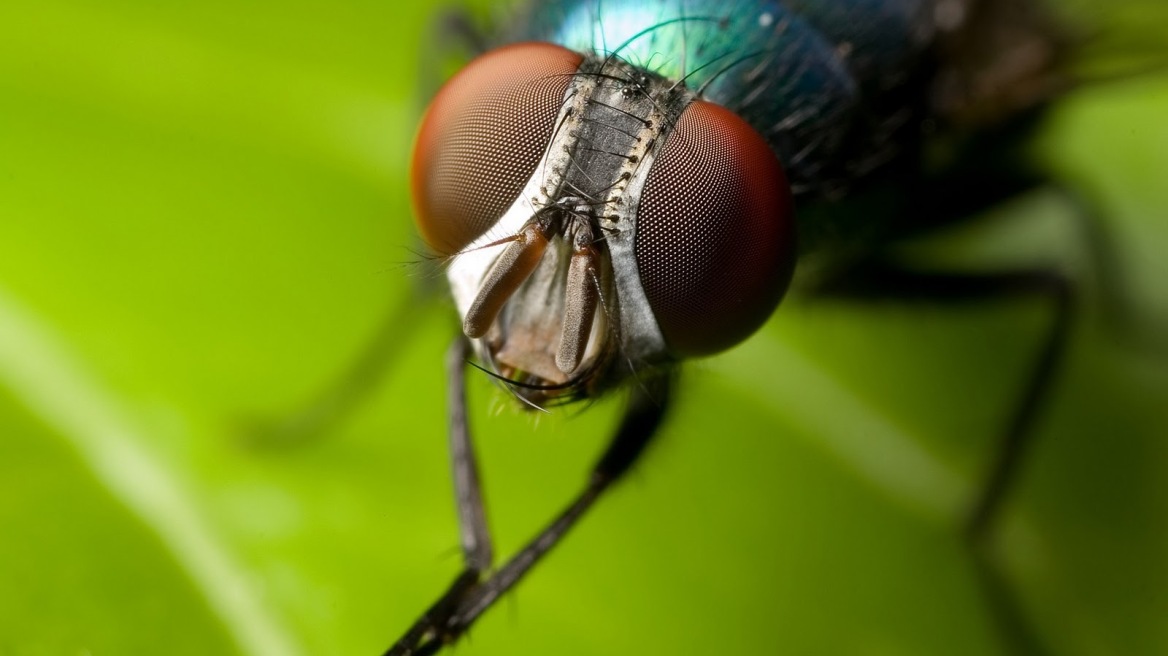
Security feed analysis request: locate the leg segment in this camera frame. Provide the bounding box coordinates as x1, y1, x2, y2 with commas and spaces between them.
385, 343, 673, 656
448, 371, 672, 632
446, 337, 492, 573
813, 260, 1074, 656
248, 279, 438, 447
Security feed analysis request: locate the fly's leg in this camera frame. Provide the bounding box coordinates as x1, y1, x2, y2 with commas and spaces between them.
445, 338, 493, 575
245, 279, 439, 447
249, 11, 481, 447
385, 338, 673, 656
247, 7, 492, 449
386, 338, 492, 656
813, 261, 1074, 656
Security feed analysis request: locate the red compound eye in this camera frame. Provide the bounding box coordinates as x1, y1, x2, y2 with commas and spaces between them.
635, 100, 796, 356
411, 42, 583, 255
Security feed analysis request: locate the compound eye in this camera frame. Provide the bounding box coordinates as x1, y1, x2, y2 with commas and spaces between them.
411, 42, 582, 255
635, 100, 796, 356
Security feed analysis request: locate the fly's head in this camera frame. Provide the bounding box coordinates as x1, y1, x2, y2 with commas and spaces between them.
411, 42, 797, 406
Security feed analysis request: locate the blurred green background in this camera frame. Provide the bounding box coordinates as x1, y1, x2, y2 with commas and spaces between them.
1, 1, 1166, 655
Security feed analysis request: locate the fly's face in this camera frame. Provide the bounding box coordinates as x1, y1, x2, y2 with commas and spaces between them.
411, 42, 797, 404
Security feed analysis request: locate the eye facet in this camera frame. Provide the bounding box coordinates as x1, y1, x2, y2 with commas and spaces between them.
635, 100, 796, 356
411, 42, 583, 255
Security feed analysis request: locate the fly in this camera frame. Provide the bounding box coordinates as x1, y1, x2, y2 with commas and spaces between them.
386, 0, 1093, 653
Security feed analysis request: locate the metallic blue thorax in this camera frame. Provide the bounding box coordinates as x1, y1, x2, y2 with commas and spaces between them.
508, 0, 936, 196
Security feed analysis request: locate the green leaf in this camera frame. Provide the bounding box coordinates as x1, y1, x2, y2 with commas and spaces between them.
0, 2, 1165, 655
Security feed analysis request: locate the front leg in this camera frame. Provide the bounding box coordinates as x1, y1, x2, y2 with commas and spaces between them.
386, 339, 674, 655
385, 337, 494, 656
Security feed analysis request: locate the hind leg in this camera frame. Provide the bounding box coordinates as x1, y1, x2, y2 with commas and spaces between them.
813, 258, 1073, 655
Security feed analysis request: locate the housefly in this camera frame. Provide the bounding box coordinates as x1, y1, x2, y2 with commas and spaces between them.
372, 0, 1156, 654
